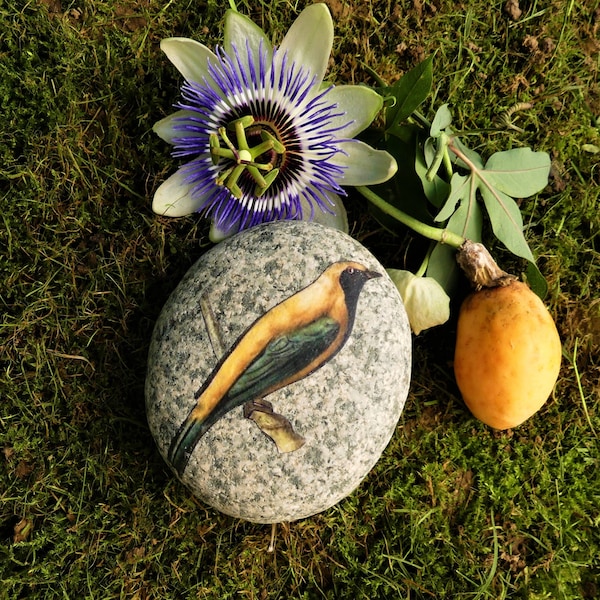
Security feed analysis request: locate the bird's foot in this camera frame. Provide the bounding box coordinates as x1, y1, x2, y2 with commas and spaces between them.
244, 399, 305, 453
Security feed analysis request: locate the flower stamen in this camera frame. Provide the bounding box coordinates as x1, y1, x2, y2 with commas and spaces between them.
260, 130, 286, 155
221, 164, 246, 199
255, 168, 280, 197
246, 165, 268, 188
210, 134, 239, 163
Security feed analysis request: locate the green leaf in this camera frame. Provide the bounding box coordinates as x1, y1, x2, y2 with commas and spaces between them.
385, 56, 433, 131
448, 190, 484, 242
430, 104, 452, 137
367, 131, 433, 232
427, 199, 483, 293
526, 262, 548, 299
434, 173, 469, 222
478, 179, 547, 298
478, 185, 534, 262
483, 148, 551, 197
449, 135, 484, 169
423, 137, 437, 168
426, 243, 458, 293
435, 137, 550, 297
385, 123, 415, 144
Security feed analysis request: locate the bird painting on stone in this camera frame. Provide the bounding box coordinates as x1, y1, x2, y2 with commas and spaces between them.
168, 261, 381, 475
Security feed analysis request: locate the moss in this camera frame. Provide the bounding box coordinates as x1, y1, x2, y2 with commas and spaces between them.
1, 0, 598, 598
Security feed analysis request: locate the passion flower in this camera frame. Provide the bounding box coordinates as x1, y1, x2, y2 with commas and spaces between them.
152, 4, 397, 240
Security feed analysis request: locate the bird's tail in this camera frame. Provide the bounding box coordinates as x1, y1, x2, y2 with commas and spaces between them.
168, 411, 216, 476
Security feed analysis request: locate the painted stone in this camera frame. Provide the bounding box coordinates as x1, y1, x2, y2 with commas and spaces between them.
146, 221, 411, 523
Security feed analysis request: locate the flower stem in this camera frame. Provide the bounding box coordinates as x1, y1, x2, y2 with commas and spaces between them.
426, 133, 448, 181
356, 186, 465, 249
442, 146, 454, 178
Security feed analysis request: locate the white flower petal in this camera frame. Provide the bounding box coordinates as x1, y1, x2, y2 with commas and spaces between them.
333, 141, 398, 185
152, 170, 204, 217
224, 10, 273, 71
209, 220, 235, 243
325, 86, 383, 138
153, 110, 201, 144
160, 38, 217, 84
300, 192, 348, 233
277, 4, 333, 84
387, 270, 450, 335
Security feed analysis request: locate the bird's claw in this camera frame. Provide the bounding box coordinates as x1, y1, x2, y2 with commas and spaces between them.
244, 399, 305, 453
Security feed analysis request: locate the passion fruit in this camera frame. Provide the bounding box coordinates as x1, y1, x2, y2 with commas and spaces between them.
454, 243, 562, 429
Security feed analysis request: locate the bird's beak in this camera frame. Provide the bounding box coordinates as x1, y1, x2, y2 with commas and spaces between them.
365, 269, 383, 280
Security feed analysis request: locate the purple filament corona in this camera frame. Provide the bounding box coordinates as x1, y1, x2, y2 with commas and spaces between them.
167, 42, 352, 235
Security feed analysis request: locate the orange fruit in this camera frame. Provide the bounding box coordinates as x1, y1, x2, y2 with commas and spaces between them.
454, 281, 562, 429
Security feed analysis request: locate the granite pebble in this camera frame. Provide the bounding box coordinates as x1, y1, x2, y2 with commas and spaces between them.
146, 221, 412, 523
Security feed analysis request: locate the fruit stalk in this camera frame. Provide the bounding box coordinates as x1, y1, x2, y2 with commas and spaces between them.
456, 240, 516, 289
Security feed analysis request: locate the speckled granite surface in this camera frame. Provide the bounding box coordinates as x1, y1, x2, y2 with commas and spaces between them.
146, 221, 412, 523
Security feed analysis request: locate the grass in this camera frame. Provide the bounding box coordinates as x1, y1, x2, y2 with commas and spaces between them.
1, 0, 599, 598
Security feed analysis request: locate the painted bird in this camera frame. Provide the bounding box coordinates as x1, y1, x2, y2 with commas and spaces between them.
168, 261, 381, 475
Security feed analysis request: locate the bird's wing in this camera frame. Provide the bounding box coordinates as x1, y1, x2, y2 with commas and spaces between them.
225, 314, 341, 405
168, 316, 340, 475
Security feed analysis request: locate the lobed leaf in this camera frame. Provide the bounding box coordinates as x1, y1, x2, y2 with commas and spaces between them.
449, 135, 484, 170
478, 185, 534, 262
427, 199, 483, 293
484, 148, 551, 197
448, 189, 484, 242
434, 173, 470, 222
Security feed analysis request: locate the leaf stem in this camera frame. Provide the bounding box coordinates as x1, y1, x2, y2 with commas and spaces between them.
415, 245, 433, 278
360, 63, 388, 88
356, 186, 465, 249
408, 109, 432, 130
447, 137, 476, 171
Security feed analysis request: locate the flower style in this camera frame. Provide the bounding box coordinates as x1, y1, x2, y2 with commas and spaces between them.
152, 4, 397, 241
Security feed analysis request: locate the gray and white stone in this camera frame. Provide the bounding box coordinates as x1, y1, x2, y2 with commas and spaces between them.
145, 221, 411, 523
